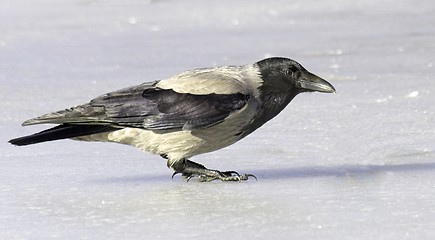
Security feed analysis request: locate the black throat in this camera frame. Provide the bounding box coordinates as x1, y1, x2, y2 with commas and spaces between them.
239, 85, 300, 139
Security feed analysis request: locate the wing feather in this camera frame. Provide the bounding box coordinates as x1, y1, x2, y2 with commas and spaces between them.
22, 78, 251, 131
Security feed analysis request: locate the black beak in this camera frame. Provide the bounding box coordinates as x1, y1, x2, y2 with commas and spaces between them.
297, 72, 336, 93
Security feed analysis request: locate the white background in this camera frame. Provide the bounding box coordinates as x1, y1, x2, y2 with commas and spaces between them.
1, 0, 435, 239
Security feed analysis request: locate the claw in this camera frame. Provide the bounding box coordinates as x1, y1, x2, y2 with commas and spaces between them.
220, 171, 257, 181
186, 175, 194, 182
240, 174, 257, 181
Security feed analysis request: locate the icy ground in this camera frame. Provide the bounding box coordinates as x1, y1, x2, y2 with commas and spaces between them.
1, 0, 435, 239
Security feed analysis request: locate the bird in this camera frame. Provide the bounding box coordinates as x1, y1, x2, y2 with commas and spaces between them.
9, 57, 335, 182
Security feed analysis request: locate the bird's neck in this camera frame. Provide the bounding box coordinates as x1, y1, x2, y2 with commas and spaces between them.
239, 90, 299, 138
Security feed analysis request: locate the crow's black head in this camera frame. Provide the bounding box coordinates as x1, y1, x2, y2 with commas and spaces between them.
239, 57, 336, 137
256, 57, 335, 94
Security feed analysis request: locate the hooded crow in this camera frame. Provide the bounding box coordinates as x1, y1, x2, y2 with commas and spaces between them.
9, 57, 335, 182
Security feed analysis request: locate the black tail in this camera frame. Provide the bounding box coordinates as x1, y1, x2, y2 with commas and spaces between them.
8, 124, 118, 146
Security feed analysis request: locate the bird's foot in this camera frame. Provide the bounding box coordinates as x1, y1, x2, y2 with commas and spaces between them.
171, 159, 256, 182
174, 170, 257, 182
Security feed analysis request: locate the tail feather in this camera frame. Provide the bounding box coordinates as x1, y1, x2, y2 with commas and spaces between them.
22, 103, 107, 126
8, 124, 118, 146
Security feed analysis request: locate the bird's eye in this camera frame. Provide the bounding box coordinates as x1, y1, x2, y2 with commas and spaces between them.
285, 66, 299, 77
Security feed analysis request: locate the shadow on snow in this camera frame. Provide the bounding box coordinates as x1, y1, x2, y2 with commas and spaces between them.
256, 162, 435, 180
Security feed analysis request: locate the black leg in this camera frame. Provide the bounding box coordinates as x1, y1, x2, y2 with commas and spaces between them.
171, 159, 256, 182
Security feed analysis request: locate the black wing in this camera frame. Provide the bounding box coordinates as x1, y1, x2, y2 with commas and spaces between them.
20, 82, 250, 131
91, 83, 250, 130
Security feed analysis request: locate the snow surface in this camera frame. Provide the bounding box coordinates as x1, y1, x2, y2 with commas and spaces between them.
1, 0, 435, 239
